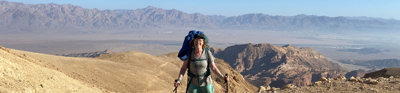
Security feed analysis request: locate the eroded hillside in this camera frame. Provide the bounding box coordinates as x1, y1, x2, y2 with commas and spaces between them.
213, 43, 347, 88
0, 46, 103, 92
0, 46, 257, 93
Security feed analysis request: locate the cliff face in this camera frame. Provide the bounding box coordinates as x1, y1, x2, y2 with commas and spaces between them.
213, 43, 347, 88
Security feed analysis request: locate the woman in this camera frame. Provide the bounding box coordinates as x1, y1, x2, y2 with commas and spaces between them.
174, 33, 228, 93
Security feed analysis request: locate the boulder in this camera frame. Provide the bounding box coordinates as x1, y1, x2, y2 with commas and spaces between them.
349, 76, 357, 82
282, 84, 297, 89
314, 81, 322, 86
258, 85, 271, 93
271, 87, 280, 91
320, 77, 328, 82
366, 79, 378, 85
258, 86, 266, 93
336, 76, 347, 81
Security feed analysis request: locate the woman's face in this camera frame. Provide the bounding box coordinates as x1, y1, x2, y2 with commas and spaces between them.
194, 38, 204, 49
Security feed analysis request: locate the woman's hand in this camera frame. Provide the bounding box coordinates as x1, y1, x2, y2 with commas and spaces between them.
223, 74, 229, 82
174, 79, 181, 87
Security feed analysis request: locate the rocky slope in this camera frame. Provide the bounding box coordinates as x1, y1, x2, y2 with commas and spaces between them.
0, 46, 104, 92
263, 68, 400, 93
271, 75, 400, 93
213, 43, 347, 88
0, 46, 257, 92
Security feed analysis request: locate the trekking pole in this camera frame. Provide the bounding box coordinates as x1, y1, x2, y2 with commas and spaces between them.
225, 73, 229, 93
173, 79, 179, 93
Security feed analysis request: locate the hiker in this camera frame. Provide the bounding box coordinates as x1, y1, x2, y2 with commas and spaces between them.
174, 32, 229, 93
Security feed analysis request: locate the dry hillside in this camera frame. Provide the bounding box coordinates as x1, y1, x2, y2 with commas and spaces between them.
0, 46, 103, 92
0, 46, 257, 93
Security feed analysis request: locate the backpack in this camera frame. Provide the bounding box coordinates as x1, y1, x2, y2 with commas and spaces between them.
177, 30, 208, 61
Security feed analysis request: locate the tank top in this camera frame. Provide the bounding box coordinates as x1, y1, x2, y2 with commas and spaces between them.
188, 49, 215, 86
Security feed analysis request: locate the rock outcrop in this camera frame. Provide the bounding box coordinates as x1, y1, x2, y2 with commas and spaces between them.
345, 69, 367, 78
364, 67, 400, 78
213, 43, 347, 88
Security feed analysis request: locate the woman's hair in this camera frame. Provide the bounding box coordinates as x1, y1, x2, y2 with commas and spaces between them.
190, 37, 207, 49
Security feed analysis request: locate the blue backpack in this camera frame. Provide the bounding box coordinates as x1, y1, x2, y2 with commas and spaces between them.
177, 30, 208, 61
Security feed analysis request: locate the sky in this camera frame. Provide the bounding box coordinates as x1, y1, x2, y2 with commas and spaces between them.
4, 0, 400, 20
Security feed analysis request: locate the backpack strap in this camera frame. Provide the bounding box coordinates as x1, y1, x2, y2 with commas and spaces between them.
186, 47, 212, 87
186, 48, 193, 93
205, 47, 211, 77
187, 47, 211, 77
205, 47, 211, 85
187, 47, 194, 77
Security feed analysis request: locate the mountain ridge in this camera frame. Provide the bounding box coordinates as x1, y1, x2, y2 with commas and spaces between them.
1, 1, 399, 33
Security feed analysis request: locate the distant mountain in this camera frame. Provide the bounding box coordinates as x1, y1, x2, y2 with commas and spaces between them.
58, 49, 112, 57
341, 59, 400, 70
221, 14, 400, 31
0, 1, 215, 33
1, 1, 399, 33
337, 48, 382, 55
212, 43, 347, 88
361, 59, 400, 68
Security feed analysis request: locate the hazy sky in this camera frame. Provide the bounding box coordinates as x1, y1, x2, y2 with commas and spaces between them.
5, 0, 400, 19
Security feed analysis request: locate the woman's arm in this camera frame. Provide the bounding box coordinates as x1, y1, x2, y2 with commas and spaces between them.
211, 61, 224, 79
208, 50, 224, 78
210, 57, 229, 83
208, 50, 228, 81
175, 59, 188, 87
177, 59, 189, 81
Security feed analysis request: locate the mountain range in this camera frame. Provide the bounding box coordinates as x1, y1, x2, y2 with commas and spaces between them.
1, 1, 399, 33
